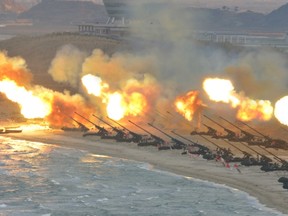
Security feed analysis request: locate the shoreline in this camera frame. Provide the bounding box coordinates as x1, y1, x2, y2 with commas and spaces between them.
4, 129, 288, 215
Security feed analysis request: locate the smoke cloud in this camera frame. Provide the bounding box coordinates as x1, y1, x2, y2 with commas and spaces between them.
225, 50, 288, 101
0, 51, 32, 86
46, 2, 288, 125
48, 44, 87, 87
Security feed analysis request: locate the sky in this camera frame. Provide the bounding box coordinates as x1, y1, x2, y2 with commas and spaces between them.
15, 0, 288, 13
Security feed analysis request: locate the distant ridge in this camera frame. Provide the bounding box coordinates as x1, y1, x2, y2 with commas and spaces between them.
18, 0, 108, 25
17, 0, 288, 31
264, 3, 288, 30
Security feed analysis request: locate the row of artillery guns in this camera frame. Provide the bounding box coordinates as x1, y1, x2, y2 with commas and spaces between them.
190, 114, 288, 172
63, 111, 288, 188
60, 112, 288, 173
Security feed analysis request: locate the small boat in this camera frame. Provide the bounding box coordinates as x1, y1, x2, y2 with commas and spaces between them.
0, 128, 22, 134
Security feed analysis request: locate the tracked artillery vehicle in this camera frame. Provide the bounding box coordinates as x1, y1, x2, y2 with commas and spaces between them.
198, 134, 244, 162
238, 142, 272, 167
219, 116, 256, 143
257, 146, 288, 172
216, 116, 276, 166
61, 116, 89, 132
240, 121, 288, 150
190, 124, 218, 137
74, 112, 109, 137
148, 123, 187, 150
128, 120, 164, 147
92, 114, 128, 141
203, 115, 238, 140
108, 117, 144, 143
171, 131, 211, 156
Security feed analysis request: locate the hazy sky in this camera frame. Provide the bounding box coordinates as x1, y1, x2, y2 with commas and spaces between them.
15, 0, 288, 13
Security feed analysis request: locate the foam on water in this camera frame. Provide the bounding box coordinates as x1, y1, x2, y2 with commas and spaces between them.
0, 136, 286, 216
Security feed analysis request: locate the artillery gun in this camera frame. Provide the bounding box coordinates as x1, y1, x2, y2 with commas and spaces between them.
203, 115, 237, 140
148, 123, 187, 150
61, 116, 89, 132
74, 112, 109, 137
258, 145, 288, 172
171, 130, 210, 155
240, 121, 288, 149
92, 114, 127, 141
219, 116, 256, 142
198, 134, 243, 162
200, 116, 272, 166
235, 141, 273, 166
107, 117, 144, 143
128, 120, 164, 147
191, 124, 217, 137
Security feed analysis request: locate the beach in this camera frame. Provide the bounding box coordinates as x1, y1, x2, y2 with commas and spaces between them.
5, 128, 288, 215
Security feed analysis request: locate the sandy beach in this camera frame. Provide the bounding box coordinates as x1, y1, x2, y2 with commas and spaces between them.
4, 128, 288, 215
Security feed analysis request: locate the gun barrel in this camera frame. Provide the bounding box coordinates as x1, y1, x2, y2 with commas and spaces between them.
204, 115, 222, 128
199, 134, 221, 149
219, 116, 242, 131
239, 120, 268, 139
108, 117, 132, 133
220, 116, 254, 138
109, 118, 142, 139
69, 116, 88, 129
171, 131, 195, 144
204, 115, 237, 137
203, 123, 216, 131
92, 114, 112, 128
92, 114, 123, 134
129, 120, 165, 143
129, 120, 151, 134
74, 112, 91, 124
258, 145, 287, 164
74, 112, 109, 134
148, 123, 172, 139
239, 141, 266, 158
171, 131, 209, 150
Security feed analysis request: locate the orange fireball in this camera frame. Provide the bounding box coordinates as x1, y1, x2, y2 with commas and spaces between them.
0, 79, 51, 118
175, 90, 204, 121
81, 74, 149, 120
203, 77, 273, 122
274, 96, 288, 126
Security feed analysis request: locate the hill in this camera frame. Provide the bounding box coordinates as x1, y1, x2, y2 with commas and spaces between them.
14, 0, 288, 32
18, 0, 108, 26
264, 3, 288, 30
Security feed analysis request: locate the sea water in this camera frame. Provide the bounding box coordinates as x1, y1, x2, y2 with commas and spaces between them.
0, 136, 286, 216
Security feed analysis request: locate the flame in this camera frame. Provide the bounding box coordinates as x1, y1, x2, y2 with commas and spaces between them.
101, 91, 148, 121
107, 92, 126, 121
237, 99, 273, 121
0, 79, 51, 118
274, 96, 288, 126
81, 74, 149, 120
81, 74, 109, 97
203, 77, 273, 121
175, 90, 204, 121
203, 78, 240, 107
128, 92, 147, 116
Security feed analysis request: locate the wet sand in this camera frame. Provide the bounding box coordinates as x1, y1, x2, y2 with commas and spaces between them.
5, 129, 288, 215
